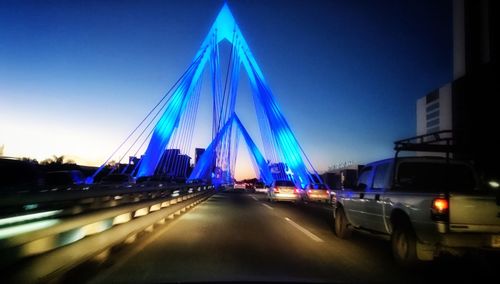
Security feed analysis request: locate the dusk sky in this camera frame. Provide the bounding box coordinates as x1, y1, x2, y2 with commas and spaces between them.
0, 0, 452, 179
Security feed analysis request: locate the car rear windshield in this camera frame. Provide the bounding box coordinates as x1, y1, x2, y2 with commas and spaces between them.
275, 180, 295, 187
397, 162, 476, 192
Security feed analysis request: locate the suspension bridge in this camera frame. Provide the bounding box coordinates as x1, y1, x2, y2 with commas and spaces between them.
89, 3, 322, 188
3, 4, 337, 282
3, 3, 497, 283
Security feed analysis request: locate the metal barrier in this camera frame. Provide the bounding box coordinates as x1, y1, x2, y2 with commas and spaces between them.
0, 183, 209, 217
0, 183, 214, 282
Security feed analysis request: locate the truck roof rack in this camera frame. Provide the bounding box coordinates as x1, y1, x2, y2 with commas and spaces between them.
394, 130, 457, 159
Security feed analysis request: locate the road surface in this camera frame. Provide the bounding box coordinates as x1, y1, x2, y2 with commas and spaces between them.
78, 191, 499, 283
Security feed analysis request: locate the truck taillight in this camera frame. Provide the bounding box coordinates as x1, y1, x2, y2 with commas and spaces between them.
431, 198, 449, 221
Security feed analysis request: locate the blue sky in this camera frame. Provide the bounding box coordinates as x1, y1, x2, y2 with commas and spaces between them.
0, 0, 452, 178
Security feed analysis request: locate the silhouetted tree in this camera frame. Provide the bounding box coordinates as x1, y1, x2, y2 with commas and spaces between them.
41, 155, 74, 165
21, 157, 39, 164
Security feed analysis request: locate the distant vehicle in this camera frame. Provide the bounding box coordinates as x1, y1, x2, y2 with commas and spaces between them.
332, 131, 500, 266
267, 180, 300, 202
44, 170, 86, 191
234, 182, 246, 191
303, 183, 330, 203
254, 181, 267, 193
98, 174, 135, 189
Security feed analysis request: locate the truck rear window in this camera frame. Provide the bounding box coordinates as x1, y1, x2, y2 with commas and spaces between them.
397, 162, 476, 192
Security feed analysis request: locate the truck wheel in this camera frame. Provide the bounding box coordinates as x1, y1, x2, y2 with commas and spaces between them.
392, 225, 419, 267
334, 207, 352, 239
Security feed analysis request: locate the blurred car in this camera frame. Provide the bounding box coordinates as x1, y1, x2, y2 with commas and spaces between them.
44, 170, 87, 191
254, 181, 267, 193
267, 180, 300, 202
98, 174, 135, 189
234, 182, 246, 191
303, 183, 330, 203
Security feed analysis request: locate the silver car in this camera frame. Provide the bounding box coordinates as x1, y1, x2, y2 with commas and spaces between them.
303, 183, 330, 203
267, 180, 301, 202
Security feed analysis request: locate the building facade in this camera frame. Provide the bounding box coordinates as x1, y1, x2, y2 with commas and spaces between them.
416, 0, 499, 179
416, 84, 452, 135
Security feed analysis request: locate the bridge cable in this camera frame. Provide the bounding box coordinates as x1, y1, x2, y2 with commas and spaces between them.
90, 49, 206, 181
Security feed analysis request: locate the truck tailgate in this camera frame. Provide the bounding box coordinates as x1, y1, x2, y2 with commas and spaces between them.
449, 193, 500, 233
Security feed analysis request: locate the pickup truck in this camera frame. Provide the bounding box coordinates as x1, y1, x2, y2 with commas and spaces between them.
332, 132, 500, 266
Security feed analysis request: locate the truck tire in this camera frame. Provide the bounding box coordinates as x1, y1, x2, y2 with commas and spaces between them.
391, 224, 419, 267
334, 207, 352, 239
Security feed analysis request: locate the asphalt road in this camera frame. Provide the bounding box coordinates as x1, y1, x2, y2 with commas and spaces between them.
83, 191, 500, 283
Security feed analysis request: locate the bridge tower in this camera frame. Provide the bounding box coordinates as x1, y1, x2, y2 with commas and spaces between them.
92, 4, 322, 188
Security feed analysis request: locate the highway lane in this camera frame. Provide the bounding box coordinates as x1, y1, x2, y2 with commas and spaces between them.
84, 191, 499, 283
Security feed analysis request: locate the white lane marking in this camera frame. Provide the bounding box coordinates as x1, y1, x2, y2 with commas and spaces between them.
251, 196, 259, 201
261, 203, 274, 210
284, 217, 324, 242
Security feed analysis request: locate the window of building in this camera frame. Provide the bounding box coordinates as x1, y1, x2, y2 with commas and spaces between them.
426, 119, 440, 128
426, 102, 440, 112
427, 126, 440, 133
426, 111, 439, 120
426, 90, 439, 104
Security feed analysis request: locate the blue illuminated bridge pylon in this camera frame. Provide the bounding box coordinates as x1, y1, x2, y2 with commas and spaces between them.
91, 3, 323, 188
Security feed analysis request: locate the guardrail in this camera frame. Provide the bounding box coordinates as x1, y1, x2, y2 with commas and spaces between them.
0, 183, 215, 282
0, 182, 208, 217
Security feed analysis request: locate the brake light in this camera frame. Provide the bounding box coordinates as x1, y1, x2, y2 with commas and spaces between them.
294, 188, 300, 194
273, 187, 280, 193
308, 190, 312, 194
431, 198, 449, 221
433, 198, 448, 212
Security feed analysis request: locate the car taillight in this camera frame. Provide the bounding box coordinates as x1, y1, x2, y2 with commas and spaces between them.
308, 190, 312, 194
294, 188, 299, 194
431, 198, 449, 221
273, 187, 280, 193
